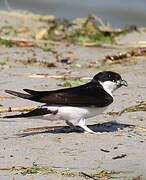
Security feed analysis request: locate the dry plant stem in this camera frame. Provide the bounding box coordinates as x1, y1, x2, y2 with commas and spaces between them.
22, 125, 65, 132
0, 106, 36, 113
13, 74, 91, 81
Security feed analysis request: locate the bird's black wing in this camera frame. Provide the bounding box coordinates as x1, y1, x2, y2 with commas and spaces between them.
5, 81, 113, 107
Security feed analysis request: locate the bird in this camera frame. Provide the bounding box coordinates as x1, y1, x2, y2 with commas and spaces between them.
4, 71, 128, 134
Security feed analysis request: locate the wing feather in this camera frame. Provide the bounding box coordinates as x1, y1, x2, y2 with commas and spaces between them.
29, 81, 113, 107
5, 81, 113, 107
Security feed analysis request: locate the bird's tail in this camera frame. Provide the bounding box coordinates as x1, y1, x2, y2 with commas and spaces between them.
3, 113, 30, 118
5, 88, 51, 103
5, 89, 32, 100
3, 107, 52, 118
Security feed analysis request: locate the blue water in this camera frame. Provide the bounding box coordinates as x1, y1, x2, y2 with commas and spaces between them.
0, 0, 146, 27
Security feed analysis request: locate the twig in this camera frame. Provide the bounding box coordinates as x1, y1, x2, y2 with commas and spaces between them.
13, 73, 91, 80
100, 148, 110, 153
22, 125, 65, 133
0, 96, 15, 100
112, 154, 127, 160
0, 106, 36, 113
81, 172, 96, 180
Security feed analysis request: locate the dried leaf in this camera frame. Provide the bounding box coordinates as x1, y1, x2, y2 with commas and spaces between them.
12, 40, 35, 47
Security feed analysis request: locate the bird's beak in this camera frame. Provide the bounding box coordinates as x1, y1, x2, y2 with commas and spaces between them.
117, 79, 128, 87
119, 79, 128, 87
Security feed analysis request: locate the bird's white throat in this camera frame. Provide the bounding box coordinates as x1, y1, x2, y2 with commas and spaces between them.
99, 81, 117, 96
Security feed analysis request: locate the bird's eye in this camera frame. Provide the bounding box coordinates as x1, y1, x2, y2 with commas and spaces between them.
112, 79, 116, 82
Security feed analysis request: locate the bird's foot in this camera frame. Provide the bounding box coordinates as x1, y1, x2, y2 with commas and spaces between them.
83, 131, 96, 135
83, 131, 105, 135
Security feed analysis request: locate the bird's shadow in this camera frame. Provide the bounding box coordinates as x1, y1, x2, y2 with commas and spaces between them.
16, 122, 134, 137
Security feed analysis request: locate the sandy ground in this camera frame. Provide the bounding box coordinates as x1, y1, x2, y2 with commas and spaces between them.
0, 11, 146, 179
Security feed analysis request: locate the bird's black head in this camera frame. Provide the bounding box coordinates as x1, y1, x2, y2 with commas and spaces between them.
93, 71, 122, 83
92, 71, 127, 94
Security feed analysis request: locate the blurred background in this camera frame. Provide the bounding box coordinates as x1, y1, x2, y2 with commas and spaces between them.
0, 0, 146, 28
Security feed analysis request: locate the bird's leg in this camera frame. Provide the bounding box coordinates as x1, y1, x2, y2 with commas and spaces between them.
77, 118, 96, 134
65, 120, 76, 128
65, 120, 82, 132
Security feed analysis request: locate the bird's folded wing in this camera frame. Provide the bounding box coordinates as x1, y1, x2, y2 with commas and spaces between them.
5, 82, 113, 107
26, 82, 113, 107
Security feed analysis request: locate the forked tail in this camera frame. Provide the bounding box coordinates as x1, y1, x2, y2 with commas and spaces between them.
5, 89, 32, 100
